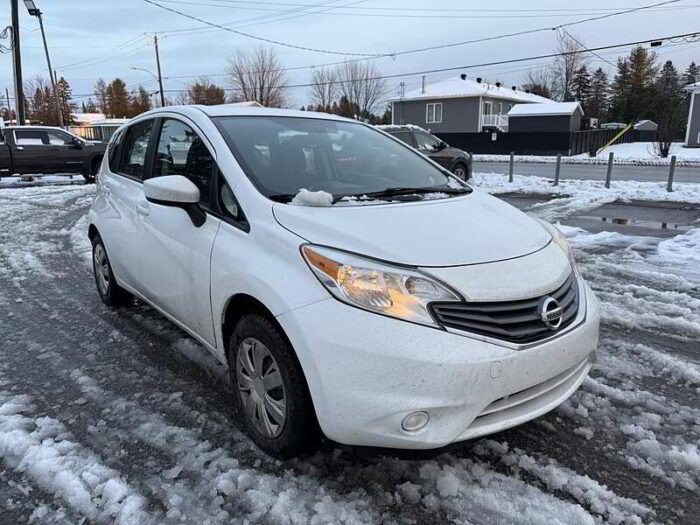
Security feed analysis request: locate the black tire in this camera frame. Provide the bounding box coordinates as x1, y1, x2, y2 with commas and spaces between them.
83, 158, 101, 183
91, 235, 133, 307
228, 314, 320, 458
452, 161, 469, 181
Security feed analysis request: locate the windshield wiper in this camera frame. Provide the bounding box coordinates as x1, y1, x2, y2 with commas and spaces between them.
268, 193, 296, 203
339, 185, 471, 202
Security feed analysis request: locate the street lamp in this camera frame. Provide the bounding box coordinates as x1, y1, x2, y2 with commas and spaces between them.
130, 64, 165, 107
24, 0, 64, 127
131, 66, 164, 107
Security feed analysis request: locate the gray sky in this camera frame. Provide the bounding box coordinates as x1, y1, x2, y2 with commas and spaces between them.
3, 0, 700, 110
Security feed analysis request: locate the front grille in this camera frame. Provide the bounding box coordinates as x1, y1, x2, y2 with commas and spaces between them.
430, 273, 579, 344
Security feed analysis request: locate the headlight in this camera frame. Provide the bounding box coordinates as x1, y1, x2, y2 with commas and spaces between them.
301, 245, 461, 326
536, 218, 578, 272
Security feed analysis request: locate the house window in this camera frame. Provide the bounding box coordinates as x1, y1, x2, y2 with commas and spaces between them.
426, 102, 442, 124
483, 101, 492, 115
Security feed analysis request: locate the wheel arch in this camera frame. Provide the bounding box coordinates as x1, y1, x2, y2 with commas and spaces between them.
221, 293, 289, 362
221, 293, 321, 426
88, 223, 99, 241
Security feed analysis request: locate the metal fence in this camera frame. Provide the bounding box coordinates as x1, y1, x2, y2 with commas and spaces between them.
67, 125, 121, 142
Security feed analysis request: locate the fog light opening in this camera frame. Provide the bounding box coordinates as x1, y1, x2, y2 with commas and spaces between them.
402, 411, 430, 432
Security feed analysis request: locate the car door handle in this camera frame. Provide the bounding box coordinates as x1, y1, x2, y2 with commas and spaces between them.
136, 204, 150, 216
15, 146, 24, 151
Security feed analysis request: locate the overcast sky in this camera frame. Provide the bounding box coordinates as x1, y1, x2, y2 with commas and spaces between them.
3, 0, 699, 110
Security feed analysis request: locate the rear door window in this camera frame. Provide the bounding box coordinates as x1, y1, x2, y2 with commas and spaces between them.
119, 120, 154, 180
414, 131, 442, 152
152, 119, 215, 208
14, 129, 48, 146
389, 131, 415, 147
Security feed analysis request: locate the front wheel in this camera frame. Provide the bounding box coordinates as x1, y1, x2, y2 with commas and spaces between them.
228, 314, 319, 458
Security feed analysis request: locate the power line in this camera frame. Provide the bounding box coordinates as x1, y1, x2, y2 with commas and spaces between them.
131, 30, 700, 95
154, 0, 698, 20
143, 0, 681, 66
141, 0, 387, 57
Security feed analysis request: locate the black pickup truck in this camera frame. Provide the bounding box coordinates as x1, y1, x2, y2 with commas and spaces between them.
0, 126, 108, 182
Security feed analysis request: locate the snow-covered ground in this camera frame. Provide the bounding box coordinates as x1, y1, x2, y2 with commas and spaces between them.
1, 182, 699, 524
474, 142, 700, 166
471, 171, 700, 222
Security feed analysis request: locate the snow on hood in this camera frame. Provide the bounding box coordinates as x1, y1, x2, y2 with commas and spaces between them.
273, 190, 551, 267
290, 188, 333, 207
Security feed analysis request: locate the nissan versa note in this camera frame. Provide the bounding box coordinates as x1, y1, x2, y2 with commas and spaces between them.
88, 105, 600, 458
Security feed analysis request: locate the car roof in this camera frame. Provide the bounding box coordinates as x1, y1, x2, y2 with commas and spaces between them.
4, 125, 67, 131
138, 104, 359, 124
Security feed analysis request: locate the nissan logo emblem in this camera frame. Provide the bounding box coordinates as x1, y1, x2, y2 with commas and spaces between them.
539, 296, 563, 330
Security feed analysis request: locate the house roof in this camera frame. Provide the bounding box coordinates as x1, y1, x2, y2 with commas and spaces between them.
389, 76, 552, 104
507, 102, 583, 117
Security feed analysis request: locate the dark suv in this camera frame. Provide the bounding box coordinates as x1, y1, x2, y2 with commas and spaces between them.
378, 125, 471, 180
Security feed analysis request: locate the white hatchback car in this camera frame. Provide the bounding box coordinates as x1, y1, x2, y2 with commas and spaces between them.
88, 105, 599, 458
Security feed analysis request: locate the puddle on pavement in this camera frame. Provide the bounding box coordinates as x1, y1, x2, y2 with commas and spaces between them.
582, 216, 694, 232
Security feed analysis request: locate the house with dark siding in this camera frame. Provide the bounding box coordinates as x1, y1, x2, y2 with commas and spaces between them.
389, 75, 552, 134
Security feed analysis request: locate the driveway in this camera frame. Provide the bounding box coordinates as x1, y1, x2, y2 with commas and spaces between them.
474, 161, 699, 183
0, 183, 698, 524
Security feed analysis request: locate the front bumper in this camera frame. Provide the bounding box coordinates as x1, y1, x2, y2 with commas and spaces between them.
277, 280, 600, 449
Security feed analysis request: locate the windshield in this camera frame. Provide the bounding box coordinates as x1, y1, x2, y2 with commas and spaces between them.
214, 116, 462, 202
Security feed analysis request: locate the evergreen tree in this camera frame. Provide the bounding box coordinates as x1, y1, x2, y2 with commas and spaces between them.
609, 47, 658, 122
106, 78, 129, 118
571, 65, 592, 112
588, 68, 609, 120
128, 86, 152, 117
57, 77, 76, 125
186, 78, 226, 105
682, 61, 699, 86
652, 60, 685, 156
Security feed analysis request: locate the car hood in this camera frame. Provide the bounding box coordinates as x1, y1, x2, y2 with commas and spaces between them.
272, 190, 551, 267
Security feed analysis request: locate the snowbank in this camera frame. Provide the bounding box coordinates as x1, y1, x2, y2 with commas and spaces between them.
471, 172, 699, 221
474, 143, 700, 166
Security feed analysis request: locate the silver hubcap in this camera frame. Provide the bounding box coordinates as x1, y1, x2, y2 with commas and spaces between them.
454, 167, 466, 179
236, 337, 286, 438
93, 244, 110, 295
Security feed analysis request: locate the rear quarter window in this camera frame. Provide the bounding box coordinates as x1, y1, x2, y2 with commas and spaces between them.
108, 128, 125, 172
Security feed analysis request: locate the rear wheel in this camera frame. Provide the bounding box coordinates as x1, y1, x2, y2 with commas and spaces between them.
452, 161, 469, 181
83, 157, 101, 183
91, 235, 133, 307
228, 314, 319, 458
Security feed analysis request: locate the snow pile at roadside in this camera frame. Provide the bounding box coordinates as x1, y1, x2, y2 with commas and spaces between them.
657, 229, 700, 267
474, 142, 700, 166
471, 172, 699, 220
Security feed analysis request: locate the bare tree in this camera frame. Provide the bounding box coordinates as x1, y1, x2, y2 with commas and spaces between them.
552, 32, 587, 101
308, 67, 338, 111
336, 61, 387, 115
225, 47, 287, 107
522, 67, 556, 99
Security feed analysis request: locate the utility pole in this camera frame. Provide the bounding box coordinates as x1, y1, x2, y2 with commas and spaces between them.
154, 34, 165, 107
24, 1, 63, 127
5, 88, 11, 115
11, 0, 26, 125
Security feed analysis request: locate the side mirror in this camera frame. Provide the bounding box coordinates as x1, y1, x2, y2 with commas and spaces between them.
144, 175, 206, 227
438, 141, 448, 150
72, 137, 84, 149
